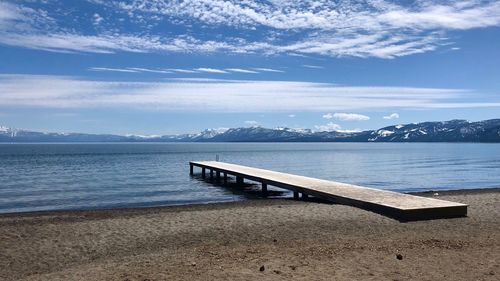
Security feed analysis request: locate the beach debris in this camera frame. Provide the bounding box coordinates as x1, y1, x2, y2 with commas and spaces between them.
433, 192, 439, 196
396, 254, 403, 260
259, 265, 265, 272
273, 270, 282, 274
289, 265, 297, 270
273, 238, 278, 243
191, 262, 197, 266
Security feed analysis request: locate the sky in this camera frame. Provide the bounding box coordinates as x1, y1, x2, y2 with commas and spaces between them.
0, 0, 499, 135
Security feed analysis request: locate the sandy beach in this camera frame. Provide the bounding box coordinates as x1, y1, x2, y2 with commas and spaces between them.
1, 188, 499, 281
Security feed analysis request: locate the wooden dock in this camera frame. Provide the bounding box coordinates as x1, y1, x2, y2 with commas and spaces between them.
189, 161, 467, 221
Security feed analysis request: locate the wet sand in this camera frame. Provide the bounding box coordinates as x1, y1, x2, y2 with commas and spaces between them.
0, 188, 499, 281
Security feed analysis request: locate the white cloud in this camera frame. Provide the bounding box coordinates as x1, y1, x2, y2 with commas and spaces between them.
195, 68, 229, 74
323, 113, 334, 119
226, 68, 258, 74
0, 32, 243, 54
167, 68, 198, 73
102, 0, 500, 58
92, 13, 103, 26
127, 67, 172, 74
244, 120, 259, 126
332, 113, 370, 121
2, 1, 499, 58
1, 75, 499, 112
314, 123, 363, 133
252, 68, 284, 73
314, 122, 342, 132
89, 67, 139, 73
303, 65, 324, 69
383, 113, 400, 120
288, 114, 295, 118
91, 67, 172, 74
114, 0, 500, 30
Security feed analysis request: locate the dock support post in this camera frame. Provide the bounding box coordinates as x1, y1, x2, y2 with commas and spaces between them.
210, 169, 214, 181
201, 168, 206, 178
236, 176, 244, 185
223, 173, 228, 185
216, 171, 221, 183
189, 164, 193, 175
302, 193, 309, 200
262, 183, 268, 197
293, 191, 299, 200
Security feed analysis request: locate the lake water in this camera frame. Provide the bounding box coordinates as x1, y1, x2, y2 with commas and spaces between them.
0, 143, 499, 214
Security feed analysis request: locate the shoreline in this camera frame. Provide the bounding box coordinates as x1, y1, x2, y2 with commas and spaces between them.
1, 187, 499, 218
2, 141, 500, 144
1, 187, 499, 280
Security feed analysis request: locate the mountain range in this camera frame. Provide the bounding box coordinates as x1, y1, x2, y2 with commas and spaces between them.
1, 119, 500, 143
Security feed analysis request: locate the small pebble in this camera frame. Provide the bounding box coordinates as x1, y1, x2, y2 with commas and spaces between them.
191, 262, 196, 266
259, 265, 265, 272
396, 254, 403, 260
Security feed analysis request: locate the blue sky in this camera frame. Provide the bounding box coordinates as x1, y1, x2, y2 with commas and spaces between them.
0, 0, 499, 135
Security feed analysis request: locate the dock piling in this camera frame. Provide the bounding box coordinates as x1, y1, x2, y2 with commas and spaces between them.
201, 167, 206, 178
293, 191, 299, 200
236, 176, 244, 185
262, 182, 268, 197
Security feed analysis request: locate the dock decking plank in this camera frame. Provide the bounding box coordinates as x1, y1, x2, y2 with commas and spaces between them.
189, 161, 467, 221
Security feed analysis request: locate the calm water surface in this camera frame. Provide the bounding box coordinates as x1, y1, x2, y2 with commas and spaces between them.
0, 143, 499, 213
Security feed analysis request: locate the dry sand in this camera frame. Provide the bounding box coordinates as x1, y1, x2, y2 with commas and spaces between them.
0, 189, 499, 281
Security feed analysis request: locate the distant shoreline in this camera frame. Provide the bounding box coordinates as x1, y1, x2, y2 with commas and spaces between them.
2, 118, 500, 142
2, 141, 500, 143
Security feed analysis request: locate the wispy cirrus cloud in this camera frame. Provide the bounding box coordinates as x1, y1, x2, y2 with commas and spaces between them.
167, 68, 198, 73
226, 68, 258, 74
1, 1, 499, 58
114, 0, 500, 30
252, 68, 284, 73
90, 67, 171, 74
127, 68, 172, 74
1, 74, 499, 112
194, 68, 229, 74
303, 65, 324, 69
90, 67, 139, 73
89, 66, 268, 75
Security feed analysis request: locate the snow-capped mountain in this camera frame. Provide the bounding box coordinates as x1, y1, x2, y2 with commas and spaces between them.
1, 119, 499, 142
366, 119, 500, 142
207, 127, 311, 142
0, 126, 130, 142
0, 126, 17, 137
185, 128, 229, 141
